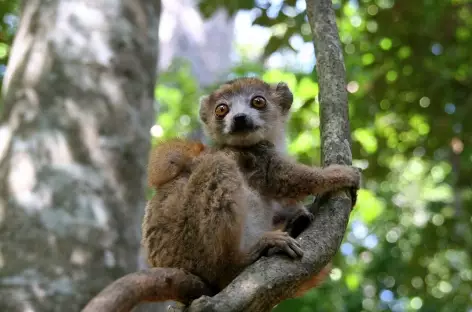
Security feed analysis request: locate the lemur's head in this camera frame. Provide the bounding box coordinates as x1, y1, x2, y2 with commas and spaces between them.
199, 77, 293, 147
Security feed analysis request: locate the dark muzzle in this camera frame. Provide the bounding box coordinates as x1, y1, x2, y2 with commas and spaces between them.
231, 114, 258, 133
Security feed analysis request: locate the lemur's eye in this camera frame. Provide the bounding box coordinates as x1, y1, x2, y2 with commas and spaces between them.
215, 104, 229, 118
251, 96, 266, 109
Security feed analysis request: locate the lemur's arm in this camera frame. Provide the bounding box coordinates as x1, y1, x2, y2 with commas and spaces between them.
246, 142, 360, 200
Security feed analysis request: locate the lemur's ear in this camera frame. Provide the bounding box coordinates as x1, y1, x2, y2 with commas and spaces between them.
272, 82, 293, 114
198, 95, 210, 123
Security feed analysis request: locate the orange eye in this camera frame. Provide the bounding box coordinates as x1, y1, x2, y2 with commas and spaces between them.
215, 104, 229, 118
251, 96, 266, 109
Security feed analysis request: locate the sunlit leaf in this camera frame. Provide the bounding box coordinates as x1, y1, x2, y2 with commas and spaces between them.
345, 273, 361, 290
355, 189, 386, 223
397, 46, 411, 59
362, 53, 375, 65
409, 115, 430, 136
296, 77, 318, 101
262, 70, 297, 91
0, 43, 8, 59
157, 112, 174, 131
155, 86, 183, 106
380, 37, 393, 50
353, 128, 378, 154
386, 70, 398, 82
290, 131, 314, 154
423, 185, 453, 202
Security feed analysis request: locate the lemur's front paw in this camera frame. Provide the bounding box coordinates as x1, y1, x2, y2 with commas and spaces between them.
263, 230, 304, 258
324, 164, 361, 189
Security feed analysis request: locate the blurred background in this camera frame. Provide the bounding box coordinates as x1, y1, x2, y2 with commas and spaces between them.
0, 0, 471, 311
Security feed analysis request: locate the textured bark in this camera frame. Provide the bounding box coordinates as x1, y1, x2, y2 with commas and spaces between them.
0, 0, 160, 311
306, 0, 352, 166
183, 0, 354, 311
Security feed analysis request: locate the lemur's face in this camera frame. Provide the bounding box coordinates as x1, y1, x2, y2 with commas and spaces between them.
199, 77, 293, 147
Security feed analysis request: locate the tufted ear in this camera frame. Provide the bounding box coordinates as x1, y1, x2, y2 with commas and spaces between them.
273, 82, 293, 114
198, 95, 210, 123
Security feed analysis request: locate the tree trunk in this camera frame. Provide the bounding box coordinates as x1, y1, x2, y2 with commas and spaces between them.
0, 0, 161, 311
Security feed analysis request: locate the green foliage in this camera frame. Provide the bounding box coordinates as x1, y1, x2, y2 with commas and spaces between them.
157, 0, 472, 311
153, 59, 203, 141
198, 0, 254, 18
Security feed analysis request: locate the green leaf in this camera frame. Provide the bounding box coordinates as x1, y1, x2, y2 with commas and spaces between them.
0, 43, 9, 59
262, 70, 297, 90
297, 77, 318, 101
345, 273, 361, 290
355, 189, 385, 224
353, 128, 378, 154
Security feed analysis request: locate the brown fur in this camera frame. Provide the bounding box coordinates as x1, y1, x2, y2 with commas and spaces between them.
147, 138, 205, 188
142, 138, 304, 291
293, 263, 332, 297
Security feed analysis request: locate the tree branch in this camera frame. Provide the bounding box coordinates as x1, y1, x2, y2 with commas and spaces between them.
81, 268, 214, 312
81, 1, 354, 311
306, 0, 352, 167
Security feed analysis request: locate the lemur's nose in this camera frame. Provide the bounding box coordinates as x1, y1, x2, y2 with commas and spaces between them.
233, 114, 248, 124
232, 114, 252, 132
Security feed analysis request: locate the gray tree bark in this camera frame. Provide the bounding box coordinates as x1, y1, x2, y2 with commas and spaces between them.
0, 0, 161, 311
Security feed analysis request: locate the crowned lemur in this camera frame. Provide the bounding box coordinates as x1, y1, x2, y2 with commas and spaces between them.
141, 77, 361, 300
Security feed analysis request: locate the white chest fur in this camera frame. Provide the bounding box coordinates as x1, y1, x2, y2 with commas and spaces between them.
239, 187, 285, 252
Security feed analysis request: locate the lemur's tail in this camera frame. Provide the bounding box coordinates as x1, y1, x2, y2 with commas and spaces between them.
294, 263, 333, 297
81, 267, 213, 312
